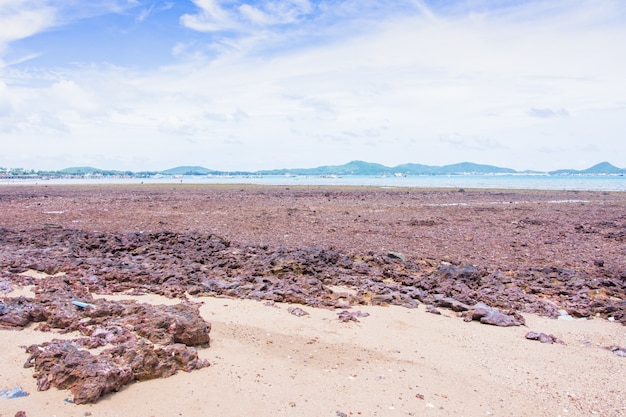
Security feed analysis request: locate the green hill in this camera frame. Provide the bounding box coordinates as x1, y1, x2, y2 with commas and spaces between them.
550, 162, 625, 175
160, 166, 217, 175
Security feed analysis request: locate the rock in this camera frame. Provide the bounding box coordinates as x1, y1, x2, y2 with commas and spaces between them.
0, 298, 32, 328
337, 310, 370, 322
433, 295, 471, 312
24, 338, 209, 404
24, 341, 133, 404
424, 305, 441, 315
434, 265, 481, 283
138, 303, 210, 346
468, 302, 523, 327
9, 283, 212, 404
2, 225, 625, 324
608, 346, 626, 357
14, 412, 27, 417
88, 300, 211, 346
387, 252, 406, 261
525, 331, 565, 344
287, 306, 309, 317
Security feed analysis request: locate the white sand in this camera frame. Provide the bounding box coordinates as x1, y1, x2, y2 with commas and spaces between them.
1, 287, 625, 417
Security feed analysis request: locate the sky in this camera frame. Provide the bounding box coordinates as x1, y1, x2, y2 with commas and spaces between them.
1, 0, 625, 172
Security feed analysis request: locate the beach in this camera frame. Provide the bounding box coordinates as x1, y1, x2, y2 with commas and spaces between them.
1, 184, 625, 416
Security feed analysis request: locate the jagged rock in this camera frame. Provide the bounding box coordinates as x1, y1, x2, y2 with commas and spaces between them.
24, 338, 209, 404
3, 280, 212, 404
467, 302, 524, 327
425, 305, 442, 315
337, 310, 369, 322
0, 298, 32, 328
287, 306, 309, 316
525, 331, 565, 344
433, 295, 472, 312
87, 301, 211, 346
1, 224, 625, 323
434, 265, 481, 283
24, 340, 133, 404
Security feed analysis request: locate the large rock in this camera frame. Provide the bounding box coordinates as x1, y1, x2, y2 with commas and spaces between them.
0, 297, 32, 328
467, 302, 524, 327
87, 301, 211, 346
24, 338, 209, 404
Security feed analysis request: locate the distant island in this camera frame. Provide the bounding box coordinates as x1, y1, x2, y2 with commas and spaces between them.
1, 161, 624, 180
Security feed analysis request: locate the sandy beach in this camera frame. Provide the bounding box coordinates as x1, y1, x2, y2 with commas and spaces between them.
1, 185, 625, 416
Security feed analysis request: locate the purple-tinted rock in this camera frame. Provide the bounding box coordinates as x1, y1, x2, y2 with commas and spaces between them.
24, 338, 209, 404
525, 331, 565, 344
0, 298, 32, 328
470, 302, 523, 327
433, 295, 471, 312
337, 310, 370, 322
425, 305, 442, 315
287, 306, 309, 317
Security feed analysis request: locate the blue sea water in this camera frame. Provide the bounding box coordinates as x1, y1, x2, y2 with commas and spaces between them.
2, 174, 626, 191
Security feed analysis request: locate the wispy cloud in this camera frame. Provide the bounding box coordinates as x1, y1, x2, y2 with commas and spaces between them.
0, 1, 56, 60
180, 0, 416, 33
0, 0, 146, 67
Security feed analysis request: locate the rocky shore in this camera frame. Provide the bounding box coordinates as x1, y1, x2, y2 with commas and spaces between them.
1, 184, 625, 411
2, 185, 624, 321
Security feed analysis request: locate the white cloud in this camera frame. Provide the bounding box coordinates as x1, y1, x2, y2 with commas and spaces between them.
1, 0, 626, 171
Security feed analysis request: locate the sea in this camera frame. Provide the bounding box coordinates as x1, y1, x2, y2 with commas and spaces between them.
2, 174, 626, 192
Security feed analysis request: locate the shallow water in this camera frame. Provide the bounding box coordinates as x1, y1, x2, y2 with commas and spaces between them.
2, 174, 626, 191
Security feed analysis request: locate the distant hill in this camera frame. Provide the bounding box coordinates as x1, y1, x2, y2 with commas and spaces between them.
259, 160, 516, 176
160, 166, 220, 175
258, 160, 393, 176
51, 161, 625, 177
549, 162, 625, 175
59, 167, 102, 174
427, 162, 516, 175
59, 167, 129, 175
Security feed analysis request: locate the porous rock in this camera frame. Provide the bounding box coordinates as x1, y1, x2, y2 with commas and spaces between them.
24, 338, 209, 404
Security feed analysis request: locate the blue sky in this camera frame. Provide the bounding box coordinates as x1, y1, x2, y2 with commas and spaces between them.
1, 0, 625, 171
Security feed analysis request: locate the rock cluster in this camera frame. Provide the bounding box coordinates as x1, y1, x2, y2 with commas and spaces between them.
0, 275, 210, 403
24, 339, 208, 404
1, 227, 623, 325
1, 186, 625, 402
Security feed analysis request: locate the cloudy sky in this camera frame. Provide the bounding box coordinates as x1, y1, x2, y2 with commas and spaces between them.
1, 0, 625, 172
